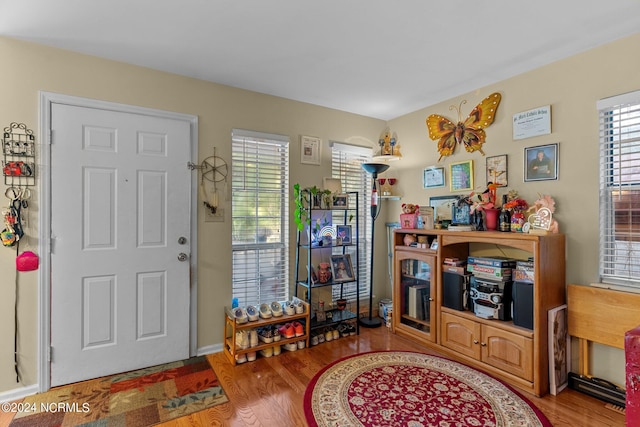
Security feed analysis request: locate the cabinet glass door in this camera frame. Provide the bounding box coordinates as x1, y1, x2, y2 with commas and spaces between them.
399, 254, 435, 336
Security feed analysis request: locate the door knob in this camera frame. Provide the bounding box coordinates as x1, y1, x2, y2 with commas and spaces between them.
178, 236, 187, 245
177, 253, 188, 262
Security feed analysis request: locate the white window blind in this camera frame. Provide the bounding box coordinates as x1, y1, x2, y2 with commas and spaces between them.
330, 142, 373, 304
598, 91, 640, 288
231, 129, 289, 307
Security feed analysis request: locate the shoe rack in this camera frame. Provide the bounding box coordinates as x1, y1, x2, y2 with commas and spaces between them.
223, 301, 310, 366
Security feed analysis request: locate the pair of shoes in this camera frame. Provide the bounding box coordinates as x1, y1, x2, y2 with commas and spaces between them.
260, 347, 273, 358
292, 321, 304, 337
246, 306, 259, 322
233, 307, 248, 324
258, 327, 274, 344
283, 301, 295, 316
271, 302, 283, 317
259, 303, 272, 319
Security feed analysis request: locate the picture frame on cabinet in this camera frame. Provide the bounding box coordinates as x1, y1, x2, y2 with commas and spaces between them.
332, 193, 349, 208
449, 160, 474, 192
331, 254, 354, 283
300, 135, 321, 165
486, 155, 508, 187
525, 143, 558, 182
429, 195, 458, 222
423, 166, 446, 188
548, 304, 570, 395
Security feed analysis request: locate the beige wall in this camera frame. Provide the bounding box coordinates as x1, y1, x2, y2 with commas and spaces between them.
1, 31, 638, 395
385, 33, 640, 385
0, 36, 384, 394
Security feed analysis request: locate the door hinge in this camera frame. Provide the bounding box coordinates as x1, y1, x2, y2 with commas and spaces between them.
49, 129, 54, 145
49, 346, 53, 362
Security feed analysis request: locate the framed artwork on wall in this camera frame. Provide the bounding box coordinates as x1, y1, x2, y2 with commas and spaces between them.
449, 160, 474, 192
423, 166, 446, 189
524, 143, 558, 182
300, 135, 321, 165
486, 155, 508, 187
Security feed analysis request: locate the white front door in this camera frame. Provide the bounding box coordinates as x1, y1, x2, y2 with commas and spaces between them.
50, 102, 192, 386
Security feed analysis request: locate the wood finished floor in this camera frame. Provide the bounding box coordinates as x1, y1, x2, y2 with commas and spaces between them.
1, 326, 625, 426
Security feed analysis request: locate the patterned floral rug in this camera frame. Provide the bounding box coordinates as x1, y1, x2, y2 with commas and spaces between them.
304, 351, 551, 427
9, 355, 228, 426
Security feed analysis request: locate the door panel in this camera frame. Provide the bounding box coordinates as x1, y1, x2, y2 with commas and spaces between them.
50, 103, 191, 386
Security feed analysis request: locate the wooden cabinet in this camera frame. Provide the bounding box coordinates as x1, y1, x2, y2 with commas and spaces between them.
392, 229, 565, 396
223, 302, 310, 366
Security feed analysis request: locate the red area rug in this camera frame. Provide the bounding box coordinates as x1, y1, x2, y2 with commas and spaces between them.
10, 355, 227, 426
304, 351, 551, 427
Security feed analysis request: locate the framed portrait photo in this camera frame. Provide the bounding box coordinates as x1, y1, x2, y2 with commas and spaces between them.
423, 166, 445, 189
332, 193, 349, 208
525, 143, 558, 182
331, 254, 355, 283
336, 225, 352, 245
449, 160, 474, 192
486, 155, 508, 187
300, 135, 321, 165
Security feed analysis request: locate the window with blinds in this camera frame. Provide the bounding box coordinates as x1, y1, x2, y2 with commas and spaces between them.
231, 129, 289, 307
598, 91, 640, 289
330, 142, 373, 304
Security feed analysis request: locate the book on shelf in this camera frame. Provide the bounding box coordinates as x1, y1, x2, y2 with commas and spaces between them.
407, 284, 429, 319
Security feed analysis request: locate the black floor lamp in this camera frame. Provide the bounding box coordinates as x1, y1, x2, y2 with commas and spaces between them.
359, 162, 390, 328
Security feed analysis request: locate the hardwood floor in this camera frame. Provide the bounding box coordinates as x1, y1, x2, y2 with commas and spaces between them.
160, 326, 624, 427
0, 326, 624, 426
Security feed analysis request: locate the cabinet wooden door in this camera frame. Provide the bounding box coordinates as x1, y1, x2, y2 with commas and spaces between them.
481, 324, 533, 381
393, 250, 437, 344
441, 311, 481, 359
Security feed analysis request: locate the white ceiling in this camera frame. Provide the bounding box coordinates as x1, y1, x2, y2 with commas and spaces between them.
1, 1, 639, 120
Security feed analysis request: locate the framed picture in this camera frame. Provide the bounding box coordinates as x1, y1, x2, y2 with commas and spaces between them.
525, 143, 558, 182
300, 135, 321, 165
449, 160, 474, 192
451, 203, 471, 225
429, 195, 458, 222
548, 304, 570, 395
486, 155, 508, 187
332, 193, 349, 208
423, 166, 445, 189
336, 225, 351, 245
331, 254, 355, 283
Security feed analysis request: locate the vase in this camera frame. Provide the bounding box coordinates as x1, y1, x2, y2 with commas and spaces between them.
484, 208, 500, 231
511, 211, 525, 232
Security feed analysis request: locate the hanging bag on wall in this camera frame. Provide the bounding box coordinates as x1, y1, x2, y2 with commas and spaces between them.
16, 250, 38, 271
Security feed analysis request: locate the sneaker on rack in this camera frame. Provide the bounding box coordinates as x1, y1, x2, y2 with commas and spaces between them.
236, 330, 250, 349
233, 307, 248, 324
259, 303, 272, 319
297, 340, 306, 350
283, 342, 297, 352
270, 301, 283, 317
348, 323, 357, 336
278, 323, 295, 339
271, 325, 281, 342
283, 301, 295, 316
260, 347, 273, 358
317, 331, 325, 344
247, 351, 257, 362
258, 327, 273, 344
273, 345, 281, 356
295, 300, 305, 314
235, 353, 247, 364
338, 323, 349, 338
310, 332, 319, 346
249, 329, 259, 347
332, 329, 340, 341
292, 321, 304, 337
324, 328, 333, 342
246, 305, 259, 322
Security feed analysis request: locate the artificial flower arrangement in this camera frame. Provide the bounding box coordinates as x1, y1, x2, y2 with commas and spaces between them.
503, 190, 529, 212
465, 182, 500, 213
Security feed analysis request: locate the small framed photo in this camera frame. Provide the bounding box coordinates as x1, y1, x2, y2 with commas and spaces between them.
336, 225, 352, 245
331, 254, 355, 283
452, 203, 471, 225
525, 143, 558, 182
486, 155, 508, 187
300, 135, 321, 165
449, 160, 474, 192
423, 166, 446, 189
332, 194, 349, 208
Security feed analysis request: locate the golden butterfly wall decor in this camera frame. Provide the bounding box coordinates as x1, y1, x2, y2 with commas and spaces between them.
426, 92, 501, 161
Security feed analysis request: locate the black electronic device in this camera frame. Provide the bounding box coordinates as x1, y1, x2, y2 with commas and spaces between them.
469, 276, 512, 320
512, 281, 534, 329
442, 272, 471, 311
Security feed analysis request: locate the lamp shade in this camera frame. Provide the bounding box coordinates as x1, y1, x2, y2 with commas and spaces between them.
362, 163, 390, 177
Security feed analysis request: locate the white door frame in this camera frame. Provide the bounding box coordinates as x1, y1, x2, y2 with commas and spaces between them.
38, 92, 199, 392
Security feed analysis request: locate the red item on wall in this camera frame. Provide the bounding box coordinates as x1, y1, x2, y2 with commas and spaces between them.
16, 251, 39, 271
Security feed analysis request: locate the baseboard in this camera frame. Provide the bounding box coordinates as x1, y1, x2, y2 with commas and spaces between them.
197, 342, 223, 357
0, 384, 39, 403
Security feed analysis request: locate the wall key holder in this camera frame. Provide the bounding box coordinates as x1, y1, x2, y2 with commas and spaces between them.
3, 122, 36, 187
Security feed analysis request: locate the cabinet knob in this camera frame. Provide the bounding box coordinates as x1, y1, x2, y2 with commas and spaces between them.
473, 340, 479, 345
481, 342, 487, 347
